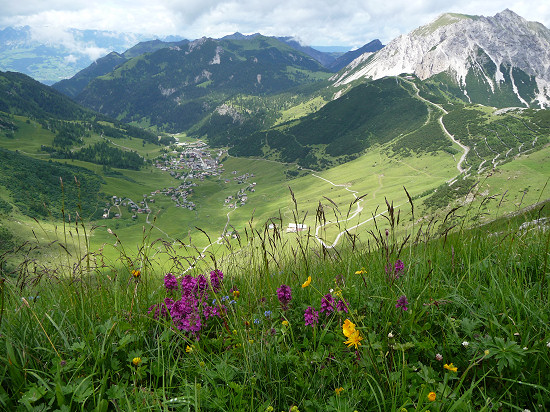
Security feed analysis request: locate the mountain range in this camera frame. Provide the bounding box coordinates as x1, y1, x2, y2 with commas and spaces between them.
0, 26, 381, 86
1, 10, 549, 169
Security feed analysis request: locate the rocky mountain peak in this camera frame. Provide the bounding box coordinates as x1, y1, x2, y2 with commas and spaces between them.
332, 9, 550, 108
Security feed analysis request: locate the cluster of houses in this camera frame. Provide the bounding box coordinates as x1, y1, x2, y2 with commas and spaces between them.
228, 171, 255, 185
102, 195, 152, 219
223, 182, 257, 208
103, 140, 262, 220
154, 141, 225, 181
152, 182, 197, 210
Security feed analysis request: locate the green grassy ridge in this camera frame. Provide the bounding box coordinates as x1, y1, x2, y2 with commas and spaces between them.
1, 192, 549, 410
229, 77, 430, 170
0, 71, 95, 121
0, 70, 169, 151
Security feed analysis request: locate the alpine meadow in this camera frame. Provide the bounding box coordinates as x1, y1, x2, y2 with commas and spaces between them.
1, 8, 550, 411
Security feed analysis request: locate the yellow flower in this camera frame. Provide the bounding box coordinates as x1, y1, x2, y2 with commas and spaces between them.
427, 391, 436, 401
335, 387, 344, 395
355, 268, 367, 275
302, 276, 312, 288
248, 339, 254, 344
233, 290, 240, 299
131, 269, 141, 278
342, 319, 356, 337
444, 363, 458, 372
132, 357, 142, 366
199, 361, 205, 367
344, 330, 363, 349
484, 349, 490, 356
282, 320, 289, 326
186, 345, 194, 353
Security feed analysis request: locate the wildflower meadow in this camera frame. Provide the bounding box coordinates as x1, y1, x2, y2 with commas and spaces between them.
0, 195, 549, 411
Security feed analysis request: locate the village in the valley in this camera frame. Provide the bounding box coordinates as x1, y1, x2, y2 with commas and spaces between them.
101, 139, 258, 220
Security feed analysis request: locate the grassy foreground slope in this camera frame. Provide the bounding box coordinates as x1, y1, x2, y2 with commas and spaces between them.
1, 188, 549, 410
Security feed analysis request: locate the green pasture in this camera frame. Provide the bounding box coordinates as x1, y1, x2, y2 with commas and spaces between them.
274, 96, 328, 125
0, 116, 55, 154
2, 112, 549, 273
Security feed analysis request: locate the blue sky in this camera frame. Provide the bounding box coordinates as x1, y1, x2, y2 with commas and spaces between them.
1, 0, 548, 48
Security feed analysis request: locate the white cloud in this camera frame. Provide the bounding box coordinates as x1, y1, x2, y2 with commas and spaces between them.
64, 54, 78, 64
0, 0, 549, 47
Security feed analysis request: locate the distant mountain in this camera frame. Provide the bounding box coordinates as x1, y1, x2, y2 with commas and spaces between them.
53, 52, 127, 98
220, 32, 348, 68
275, 37, 340, 68
72, 35, 332, 132
332, 10, 550, 108
122, 39, 189, 59
220, 32, 261, 41
54, 33, 379, 100
327, 40, 384, 71
53, 39, 190, 97
0, 26, 183, 84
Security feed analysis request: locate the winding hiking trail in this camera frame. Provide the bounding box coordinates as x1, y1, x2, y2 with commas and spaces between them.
311, 174, 401, 249
180, 205, 237, 275
401, 78, 470, 175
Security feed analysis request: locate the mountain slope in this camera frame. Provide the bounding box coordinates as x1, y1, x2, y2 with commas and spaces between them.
52, 52, 128, 98
52, 39, 191, 98
327, 39, 384, 71
228, 77, 429, 169
74, 35, 332, 132
0, 70, 166, 150
332, 10, 550, 108
0, 71, 94, 120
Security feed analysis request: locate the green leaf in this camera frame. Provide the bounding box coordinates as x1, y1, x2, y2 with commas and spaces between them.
106, 385, 125, 400
19, 385, 47, 404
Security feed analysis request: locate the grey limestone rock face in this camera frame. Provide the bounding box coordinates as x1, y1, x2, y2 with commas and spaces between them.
333, 10, 550, 107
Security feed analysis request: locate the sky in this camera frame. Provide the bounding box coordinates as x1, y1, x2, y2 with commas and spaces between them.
1, 0, 549, 50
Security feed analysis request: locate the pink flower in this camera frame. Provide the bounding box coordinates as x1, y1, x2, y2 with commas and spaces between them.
304, 306, 319, 327
395, 295, 409, 311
